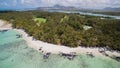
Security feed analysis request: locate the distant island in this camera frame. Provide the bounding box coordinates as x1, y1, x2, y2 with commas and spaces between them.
37, 4, 120, 12
37, 4, 77, 11
104, 7, 120, 11
36, 4, 120, 16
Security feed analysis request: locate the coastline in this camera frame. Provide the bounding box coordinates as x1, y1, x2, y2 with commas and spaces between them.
0, 20, 120, 58
0, 20, 12, 30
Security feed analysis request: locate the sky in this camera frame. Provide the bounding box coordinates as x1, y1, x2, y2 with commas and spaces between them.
0, 0, 120, 10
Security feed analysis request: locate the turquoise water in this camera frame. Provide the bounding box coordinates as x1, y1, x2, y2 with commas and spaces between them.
0, 30, 120, 68
48, 10, 120, 19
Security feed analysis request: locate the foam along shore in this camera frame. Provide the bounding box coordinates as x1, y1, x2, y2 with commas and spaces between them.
0, 20, 120, 57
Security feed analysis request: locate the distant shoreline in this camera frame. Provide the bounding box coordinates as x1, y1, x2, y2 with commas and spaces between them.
0, 20, 120, 58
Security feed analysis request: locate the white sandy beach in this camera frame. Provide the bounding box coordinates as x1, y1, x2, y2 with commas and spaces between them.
0, 20, 120, 57
0, 20, 12, 30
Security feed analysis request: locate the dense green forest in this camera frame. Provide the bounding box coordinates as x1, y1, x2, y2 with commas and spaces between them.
0, 11, 120, 51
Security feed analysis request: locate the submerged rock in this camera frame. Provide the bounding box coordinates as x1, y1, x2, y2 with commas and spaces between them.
43, 52, 51, 59
0, 30, 8, 33
59, 52, 77, 60
111, 56, 120, 62
86, 52, 95, 58
16, 34, 22, 38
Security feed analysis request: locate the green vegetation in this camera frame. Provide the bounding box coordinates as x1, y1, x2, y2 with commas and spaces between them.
34, 17, 46, 26
34, 17, 46, 23
60, 15, 69, 22
0, 11, 120, 51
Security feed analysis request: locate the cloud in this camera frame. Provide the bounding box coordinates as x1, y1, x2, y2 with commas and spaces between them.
0, 0, 17, 6
40, 0, 120, 8
0, 0, 120, 9
13, 0, 17, 6
19, 0, 42, 7
0, 2, 9, 6
21, 0, 36, 4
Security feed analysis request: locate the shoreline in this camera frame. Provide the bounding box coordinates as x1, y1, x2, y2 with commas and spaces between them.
0, 20, 120, 58
0, 20, 12, 30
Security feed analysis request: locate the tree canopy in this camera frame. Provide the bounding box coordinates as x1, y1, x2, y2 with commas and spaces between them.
0, 11, 120, 51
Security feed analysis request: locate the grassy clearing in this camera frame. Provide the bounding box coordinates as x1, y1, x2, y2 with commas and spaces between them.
60, 15, 69, 23
34, 18, 46, 23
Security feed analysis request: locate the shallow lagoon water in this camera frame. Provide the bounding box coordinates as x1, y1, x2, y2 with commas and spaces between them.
0, 30, 120, 68
48, 10, 120, 19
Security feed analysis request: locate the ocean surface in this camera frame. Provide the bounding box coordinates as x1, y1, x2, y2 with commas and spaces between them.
0, 30, 120, 68
48, 10, 120, 19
